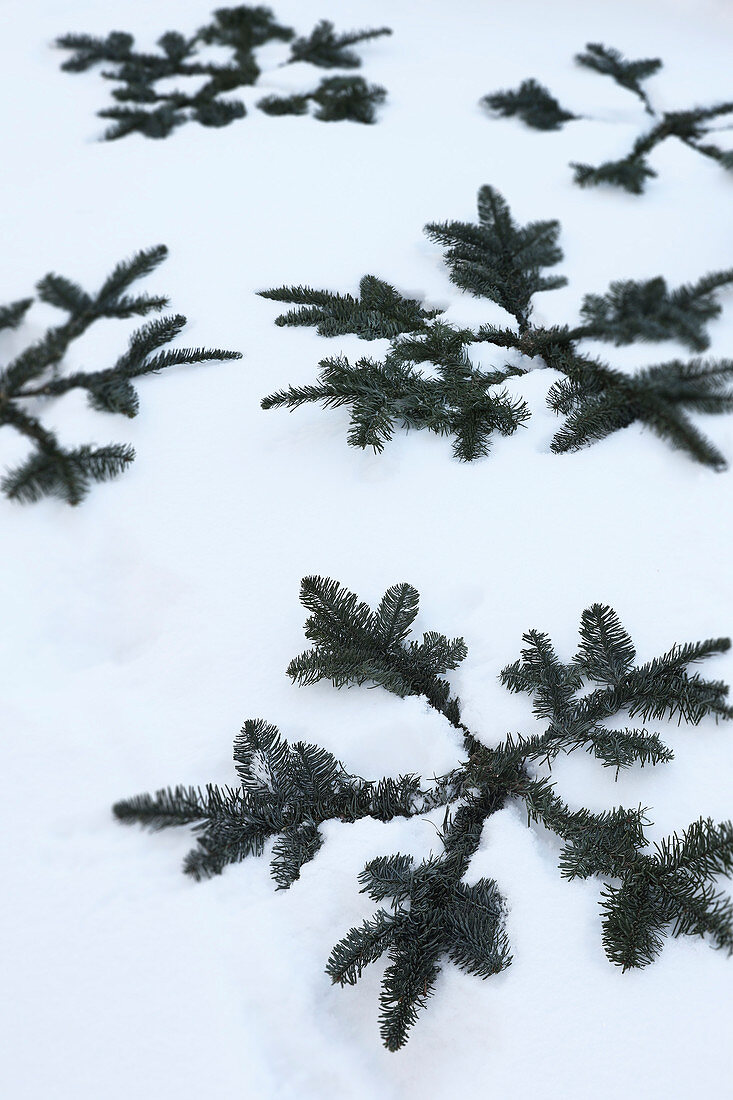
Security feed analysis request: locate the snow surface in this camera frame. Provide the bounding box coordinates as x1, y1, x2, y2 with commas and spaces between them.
2, 0, 733, 1096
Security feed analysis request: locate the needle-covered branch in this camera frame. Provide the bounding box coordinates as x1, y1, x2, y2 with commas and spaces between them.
0, 246, 241, 505
482, 42, 733, 193
57, 6, 391, 139
262, 184, 733, 468
116, 578, 733, 1049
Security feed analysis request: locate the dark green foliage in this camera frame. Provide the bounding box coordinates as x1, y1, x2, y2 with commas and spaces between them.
579, 270, 733, 352
0, 246, 241, 505
575, 104, 733, 194
311, 76, 387, 124
481, 78, 576, 130
328, 798, 510, 1050
116, 578, 733, 1049
259, 275, 443, 339
0, 299, 33, 331
264, 183, 733, 469
3, 443, 135, 505
115, 717, 461, 885
257, 75, 388, 125
575, 43, 661, 113
261, 325, 529, 462
600, 817, 733, 968
501, 603, 732, 770
197, 5, 294, 53
286, 21, 391, 69
424, 184, 567, 330
256, 92, 310, 116
57, 11, 264, 140
571, 155, 656, 195
287, 575, 467, 723
57, 7, 391, 138
483, 42, 733, 193
548, 357, 733, 470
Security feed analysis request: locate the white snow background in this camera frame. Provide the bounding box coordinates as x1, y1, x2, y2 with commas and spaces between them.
2, 0, 733, 1096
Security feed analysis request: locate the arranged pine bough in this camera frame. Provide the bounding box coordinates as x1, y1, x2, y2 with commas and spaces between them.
116, 577, 733, 1050
482, 43, 733, 193
0, 247, 240, 504
57, 6, 391, 139
261, 184, 733, 469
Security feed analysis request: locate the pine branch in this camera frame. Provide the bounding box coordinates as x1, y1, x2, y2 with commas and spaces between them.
311, 76, 387, 124
0, 247, 241, 504
258, 275, 442, 339
549, 357, 733, 469
1, 442, 135, 506
575, 43, 661, 114
261, 323, 529, 459
286, 21, 391, 69
330, 790, 509, 1050
578, 270, 733, 351
196, 6, 294, 54
0, 299, 33, 332
287, 576, 467, 723
481, 79, 577, 130
262, 183, 733, 469
571, 154, 656, 195
482, 43, 731, 192
258, 75, 387, 124
424, 184, 566, 329
115, 584, 733, 1049
58, 9, 389, 138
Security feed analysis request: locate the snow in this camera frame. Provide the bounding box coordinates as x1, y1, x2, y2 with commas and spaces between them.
2, 0, 733, 1096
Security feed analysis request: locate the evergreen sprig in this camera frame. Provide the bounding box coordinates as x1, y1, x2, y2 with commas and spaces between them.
286, 21, 391, 69
579, 271, 733, 352
258, 76, 388, 124
547, 357, 733, 470
116, 578, 733, 1049
261, 324, 529, 461
481, 78, 577, 130
0, 246, 240, 505
262, 184, 733, 468
424, 185, 567, 330
57, 6, 391, 139
482, 42, 733, 193
258, 275, 443, 339
575, 42, 661, 114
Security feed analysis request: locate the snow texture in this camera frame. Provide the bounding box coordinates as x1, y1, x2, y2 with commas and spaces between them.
2, 0, 733, 1097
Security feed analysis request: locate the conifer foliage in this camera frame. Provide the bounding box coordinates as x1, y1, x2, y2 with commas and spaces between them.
424, 185, 567, 329
285, 21, 391, 69
0, 246, 240, 504
115, 578, 733, 1050
482, 42, 733, 193
57, 7, 391, 139
259, 275, 443, 339
261, 185, 733, 468
481, 78, 577, 131
257, 76, 387, 125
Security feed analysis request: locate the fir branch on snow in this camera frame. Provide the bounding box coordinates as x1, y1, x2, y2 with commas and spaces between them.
578, 270, 733, 352
575, 42, 661, 114
0, 246, 241, 505
284, 21, 391, 69
56, 7, 391, 139
482, 42, 733, 194
424, 184, 567, 331
261, 184, 733, 468
116, 578, 733, 1049
258, 76, 387, 125
547, 356, 733, 470
258, 275, 443, 339
261, 325, 530, 462
481, 79, 577, 130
